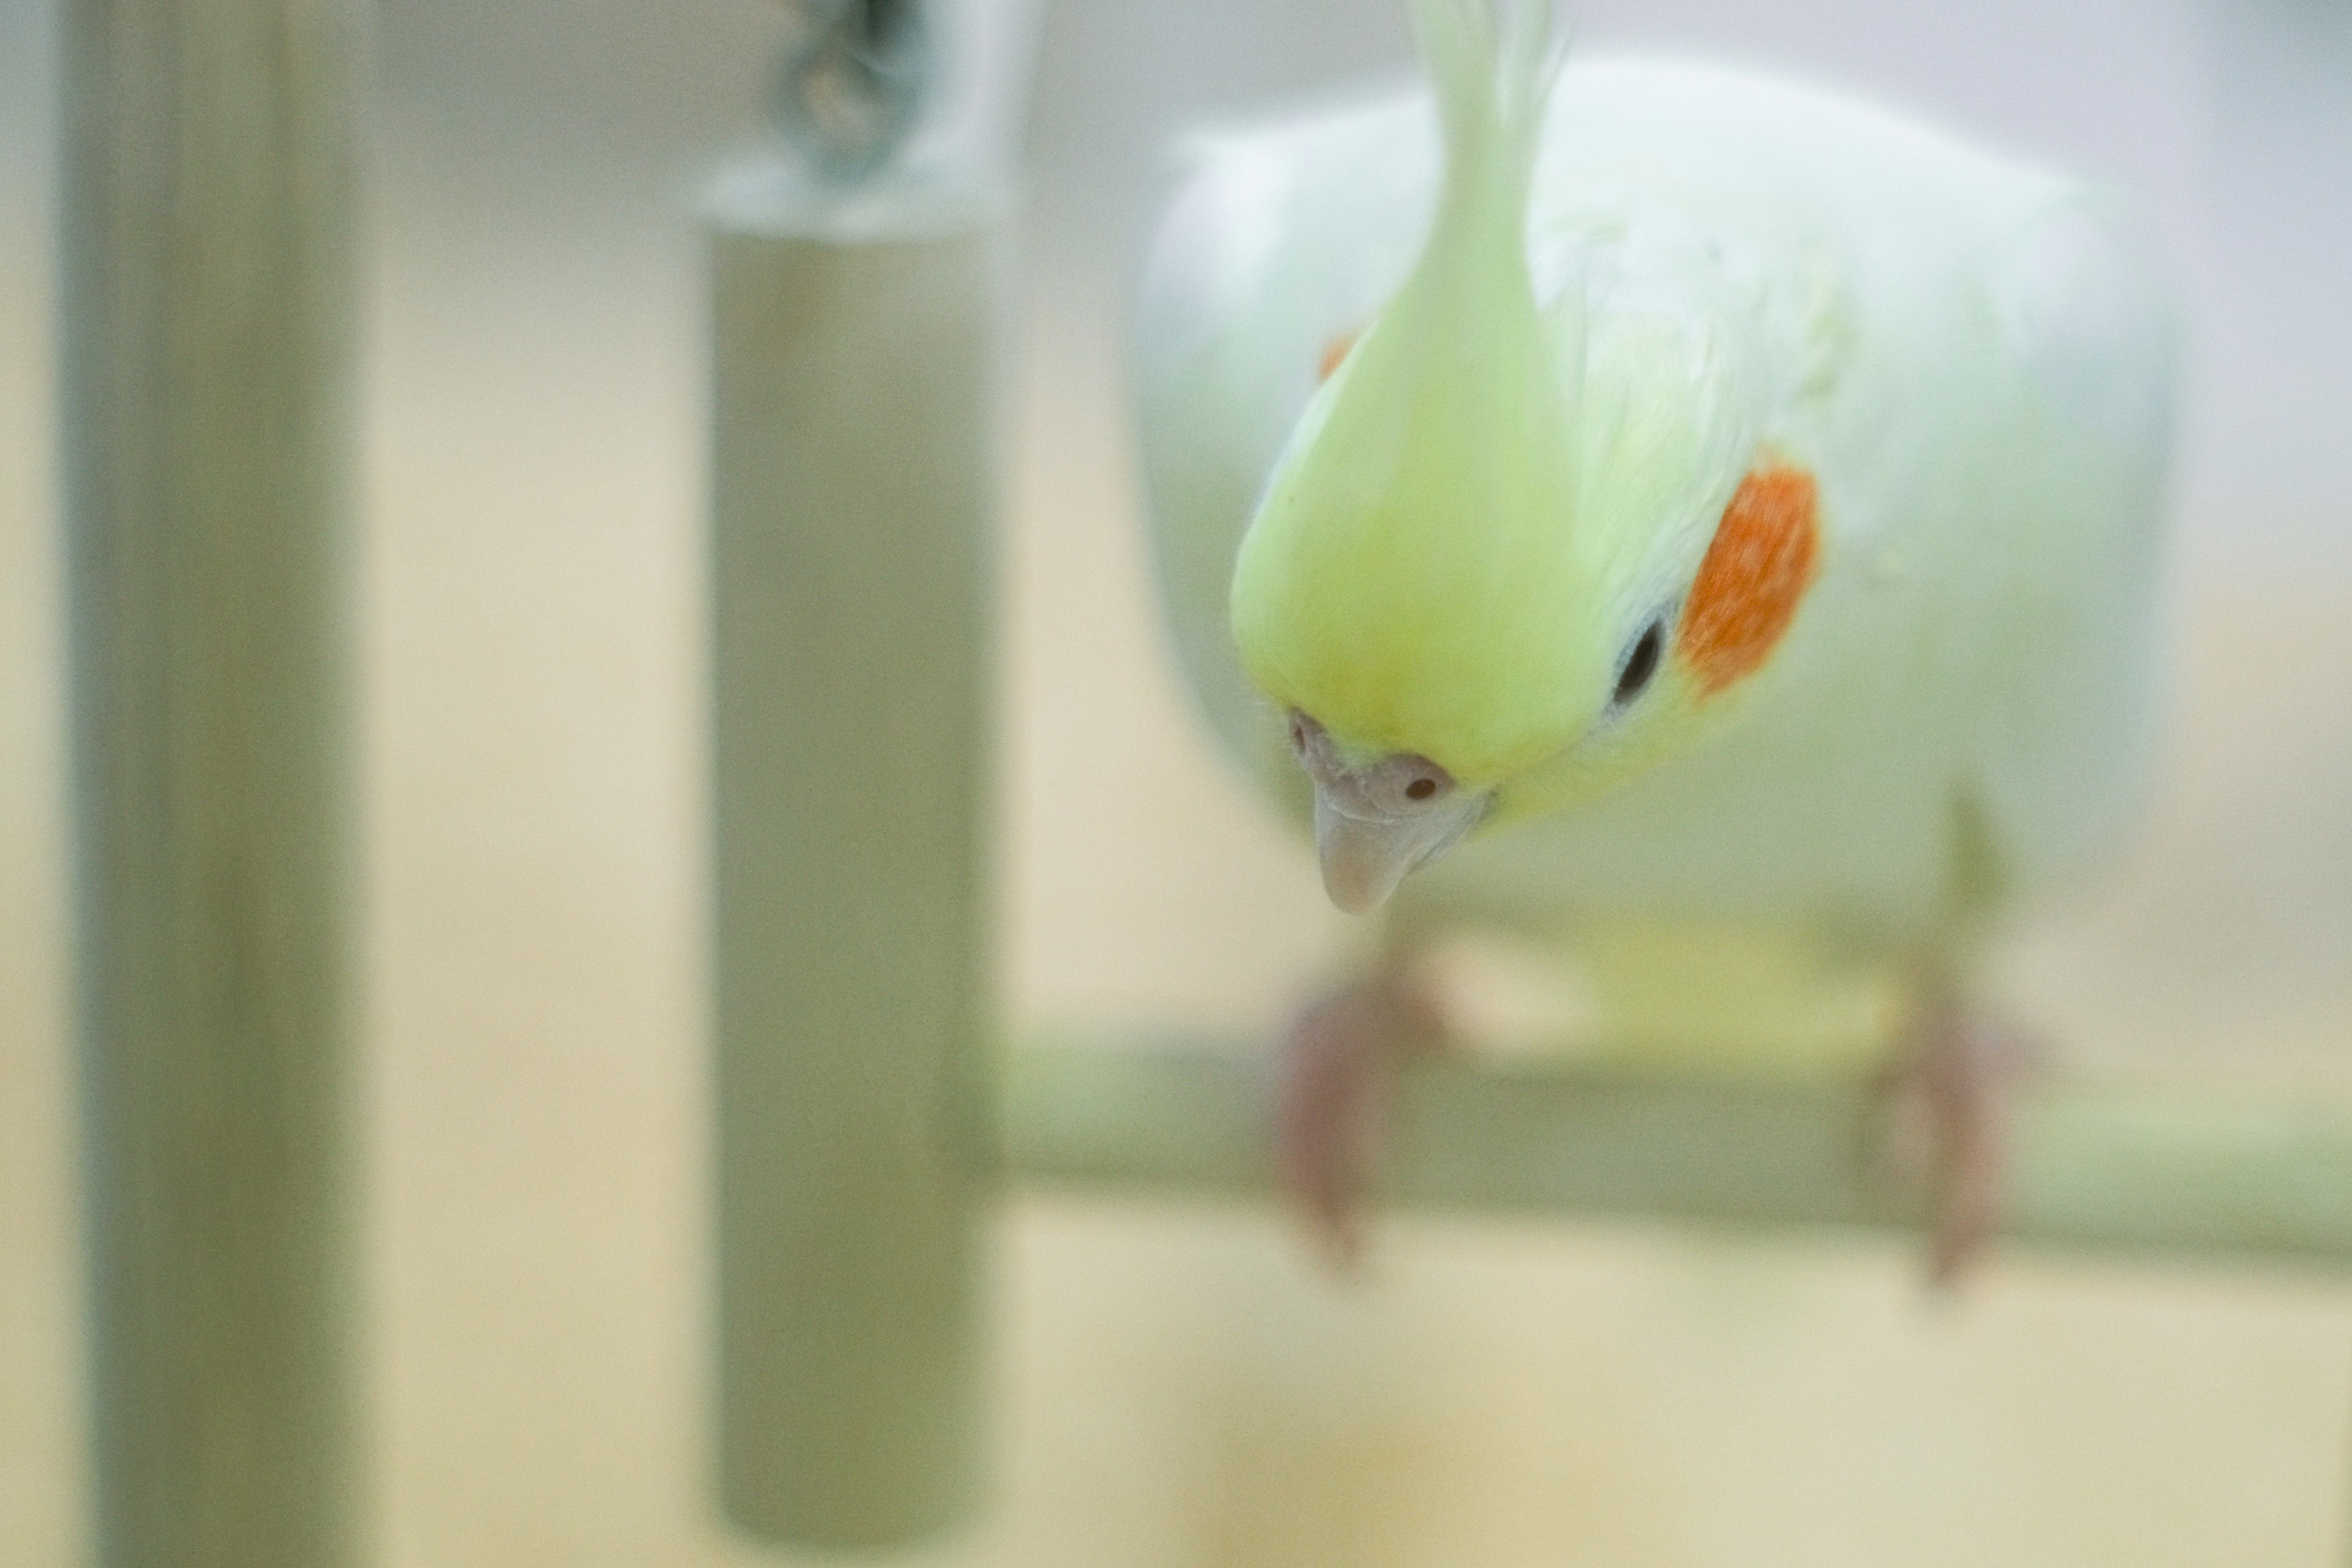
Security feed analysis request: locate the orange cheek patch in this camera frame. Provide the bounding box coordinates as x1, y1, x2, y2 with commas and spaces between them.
1677, 464, 1821, 696
1316, 329, 1359, 383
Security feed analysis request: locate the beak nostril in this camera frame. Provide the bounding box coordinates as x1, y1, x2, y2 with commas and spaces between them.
1405, 777, 1438, 801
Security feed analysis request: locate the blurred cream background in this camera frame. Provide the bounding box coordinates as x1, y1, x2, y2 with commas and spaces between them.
6, 0, 2352, 1563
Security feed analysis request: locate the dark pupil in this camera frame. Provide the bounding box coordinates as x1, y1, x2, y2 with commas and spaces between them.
1614, 622, 1663, 704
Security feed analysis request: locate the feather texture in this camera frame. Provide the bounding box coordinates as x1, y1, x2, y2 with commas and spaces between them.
1136, 48, 2174, 968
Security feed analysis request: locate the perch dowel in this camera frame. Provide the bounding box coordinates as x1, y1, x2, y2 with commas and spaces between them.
59, 1, 366, 1564
1003, 1039, 2352, 1268
707, 157, 1000, 1551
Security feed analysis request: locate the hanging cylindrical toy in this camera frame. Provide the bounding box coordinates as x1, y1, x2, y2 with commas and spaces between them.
707, 0, 1035, 1547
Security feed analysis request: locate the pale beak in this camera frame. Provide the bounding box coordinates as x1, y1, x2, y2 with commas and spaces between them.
1289, 713, 1490, 915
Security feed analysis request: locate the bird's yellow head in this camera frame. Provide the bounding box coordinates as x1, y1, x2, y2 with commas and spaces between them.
1230, 0, 1821, 911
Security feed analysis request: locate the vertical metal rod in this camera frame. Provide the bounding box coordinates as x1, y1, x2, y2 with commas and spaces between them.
707, 165, 1000, 1550
59, 3, 365, 1564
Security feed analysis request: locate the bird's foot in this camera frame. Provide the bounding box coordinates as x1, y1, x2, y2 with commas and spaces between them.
1869, 982, 2040, 1286
1276, 964, 1447, 1268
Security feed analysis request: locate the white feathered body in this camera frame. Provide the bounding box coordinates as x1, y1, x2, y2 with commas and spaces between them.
1137, 55, 2173, 966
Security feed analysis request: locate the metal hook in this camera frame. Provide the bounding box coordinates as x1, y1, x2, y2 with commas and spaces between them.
770, 0, 932, 187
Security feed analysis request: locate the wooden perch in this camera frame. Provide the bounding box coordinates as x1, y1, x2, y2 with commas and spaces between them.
1001, 1038, 2352, 1268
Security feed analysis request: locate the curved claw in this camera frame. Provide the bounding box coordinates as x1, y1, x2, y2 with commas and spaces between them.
1867, 987, 2040, 1287
1275, 971, 1447, 1268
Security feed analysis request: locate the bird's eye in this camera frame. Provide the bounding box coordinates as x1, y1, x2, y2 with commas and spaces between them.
1612, 619, 1665, 707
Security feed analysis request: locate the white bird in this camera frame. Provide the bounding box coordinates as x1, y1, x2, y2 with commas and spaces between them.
1133, 0, 2176, 1275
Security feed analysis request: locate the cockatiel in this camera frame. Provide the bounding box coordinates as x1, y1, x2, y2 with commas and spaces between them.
1133, 0, 2174, 1274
